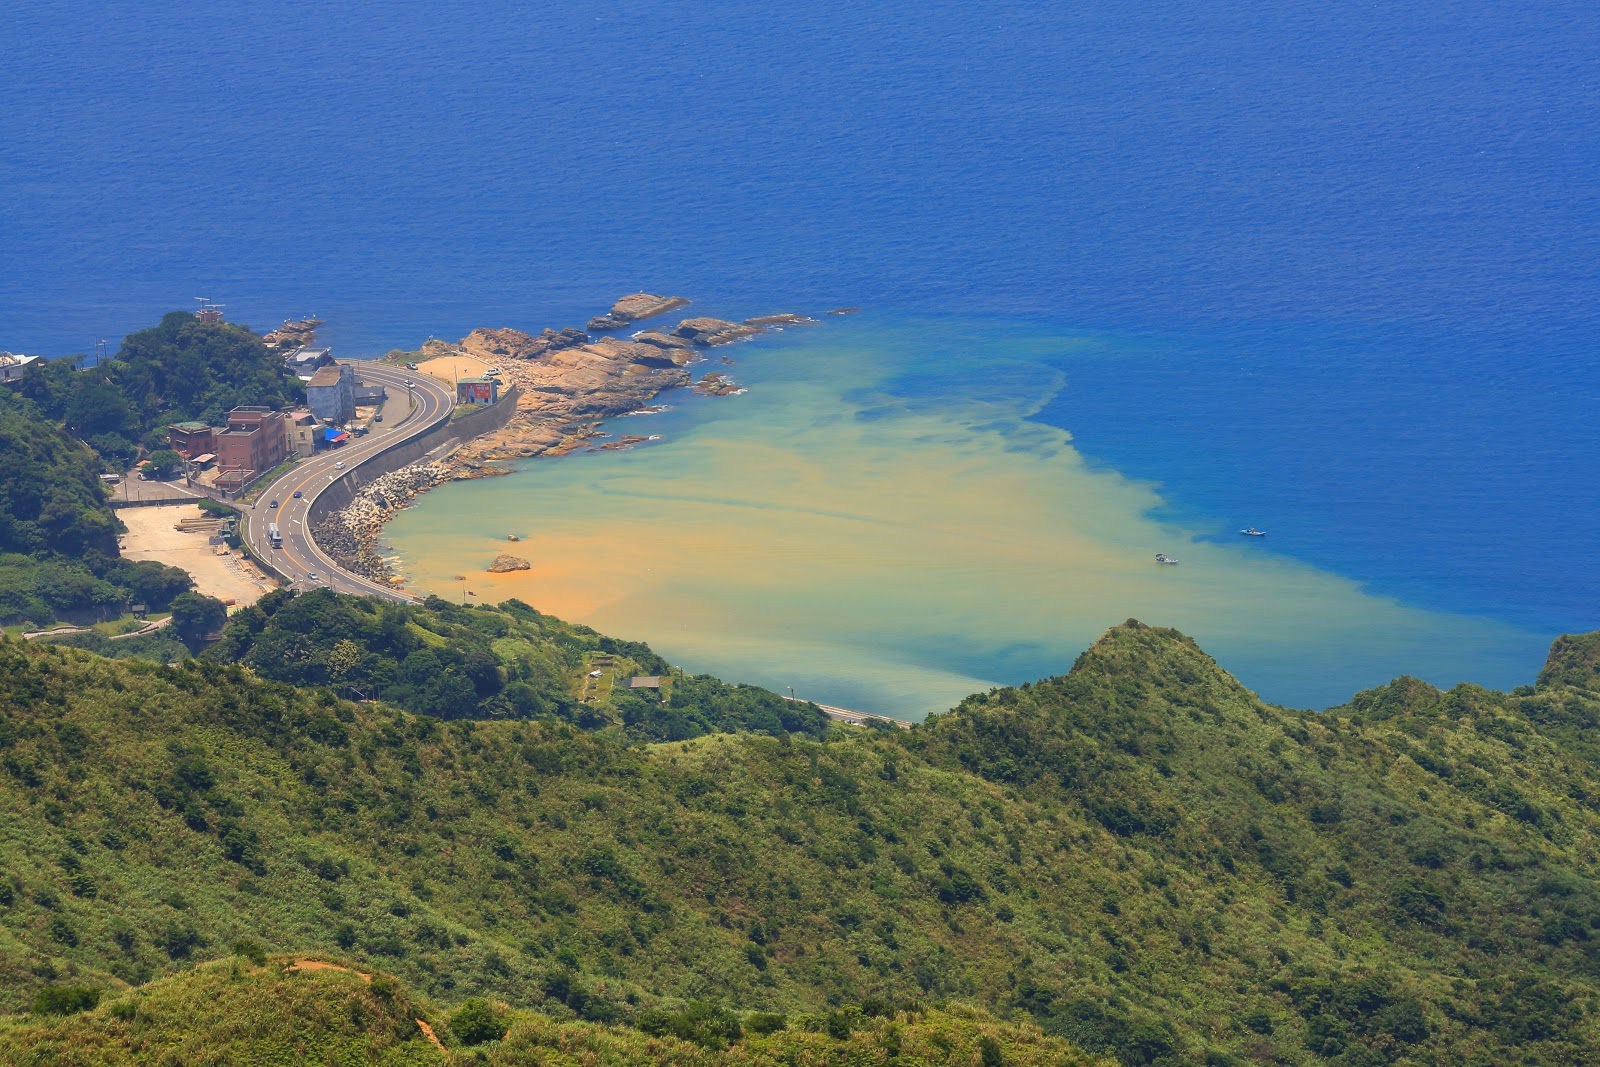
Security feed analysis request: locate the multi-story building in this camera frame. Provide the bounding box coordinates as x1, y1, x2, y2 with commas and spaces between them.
166, 421, 215, 460
215, 407, 288, 481
306, 364, 356, 425
285, 409, 319, 459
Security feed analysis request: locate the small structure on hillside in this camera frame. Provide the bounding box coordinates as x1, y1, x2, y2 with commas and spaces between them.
629, 676, 662, 690
0, 352, 40, 385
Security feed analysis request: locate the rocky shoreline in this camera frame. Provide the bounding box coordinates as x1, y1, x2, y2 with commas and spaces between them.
324, 294, 828, 584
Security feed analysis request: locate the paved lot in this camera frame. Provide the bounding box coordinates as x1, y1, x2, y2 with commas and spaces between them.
118, 504, 278, 608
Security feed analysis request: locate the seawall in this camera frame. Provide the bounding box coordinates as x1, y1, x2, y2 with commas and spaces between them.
305, 386, 521, 547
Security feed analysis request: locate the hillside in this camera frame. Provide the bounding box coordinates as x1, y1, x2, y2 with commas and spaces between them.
1, 620, 1598, 1064
0, 389, 195, 630
208, 589, 832, 739
17, 311, 301, 461
0, 954, 1105, 1066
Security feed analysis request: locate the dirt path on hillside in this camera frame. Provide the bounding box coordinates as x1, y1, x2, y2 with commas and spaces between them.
288, 960, 446, 1053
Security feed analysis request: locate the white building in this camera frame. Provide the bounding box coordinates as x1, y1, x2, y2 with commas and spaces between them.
0, 352, 40, 385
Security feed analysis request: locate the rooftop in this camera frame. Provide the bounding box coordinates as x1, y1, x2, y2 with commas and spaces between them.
169, 420, 210, 432
307, 366, 346, 387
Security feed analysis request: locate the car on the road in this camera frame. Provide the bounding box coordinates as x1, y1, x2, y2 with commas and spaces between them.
269, 499, 279, 508
292, 490, 302, 499
374, 413, 382, 422
334, 461, 346, 470
307, 572, 319, 582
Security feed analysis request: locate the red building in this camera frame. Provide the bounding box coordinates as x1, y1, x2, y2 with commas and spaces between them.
215, 407, 288, 484
166, 421, 215, 460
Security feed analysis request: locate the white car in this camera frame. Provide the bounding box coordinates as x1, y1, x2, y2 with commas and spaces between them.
307, 572, 319, 582
334, 461, 346, 470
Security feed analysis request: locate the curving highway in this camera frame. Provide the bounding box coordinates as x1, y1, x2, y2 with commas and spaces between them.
242, 362, 455, 601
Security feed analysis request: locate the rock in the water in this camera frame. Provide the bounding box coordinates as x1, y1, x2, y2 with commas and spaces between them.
488, 554, 532, 573
610, 293, 691, 323
694, 372, 742, 396
744, 313, 814, 327
671, 317, 764, 346
588, 314, 630, 332
507, 533, 521, 542
826, 307, 861, 315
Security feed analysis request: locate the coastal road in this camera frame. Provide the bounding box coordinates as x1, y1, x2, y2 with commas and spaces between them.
242, 361, 455, 602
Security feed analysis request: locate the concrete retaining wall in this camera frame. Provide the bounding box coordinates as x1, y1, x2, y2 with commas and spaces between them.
306, 385, 520, 528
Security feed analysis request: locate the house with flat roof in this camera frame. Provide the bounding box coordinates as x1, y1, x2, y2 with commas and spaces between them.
0, 352, 40, 385
215, 407, 288, 489
285, 409, 319, 458
306, 364, 356, 424
167, 420, 215, 460
285, 347, 334, 381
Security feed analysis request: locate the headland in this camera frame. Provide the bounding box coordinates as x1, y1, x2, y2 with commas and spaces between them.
320, 294, 821, 582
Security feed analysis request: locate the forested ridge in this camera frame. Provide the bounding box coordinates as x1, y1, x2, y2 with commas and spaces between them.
2, 617, 1598, 1064
16, 311, 300, 463
0, 389, 194, 630
208, 588, 831, 740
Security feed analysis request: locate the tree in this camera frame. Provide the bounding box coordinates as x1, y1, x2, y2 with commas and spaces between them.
449, 998, 504, 1045
170, 592, 227, 642
145, 449, 183, 479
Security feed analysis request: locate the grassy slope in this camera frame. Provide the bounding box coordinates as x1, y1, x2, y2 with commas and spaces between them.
1, 623, 1598, 1064
0, 955, 1107, 1066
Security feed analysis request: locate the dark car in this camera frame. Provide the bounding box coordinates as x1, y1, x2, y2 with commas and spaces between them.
269, 499, 279, 508
292, 490, 302, 499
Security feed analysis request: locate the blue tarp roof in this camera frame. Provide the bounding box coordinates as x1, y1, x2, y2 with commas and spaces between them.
324, 427, 347, 441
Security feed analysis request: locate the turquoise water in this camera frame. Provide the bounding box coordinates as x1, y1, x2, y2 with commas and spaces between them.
385, 316, 1547, 718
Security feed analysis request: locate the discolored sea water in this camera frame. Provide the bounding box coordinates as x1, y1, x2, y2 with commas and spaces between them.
383, 315, 1549, 717
4, 0, 1596, 715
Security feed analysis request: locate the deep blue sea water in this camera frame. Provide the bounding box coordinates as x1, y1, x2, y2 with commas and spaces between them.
4, 0, 1597, 693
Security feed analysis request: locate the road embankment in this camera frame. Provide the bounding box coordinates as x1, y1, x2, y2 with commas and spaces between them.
306, 386, 520, 579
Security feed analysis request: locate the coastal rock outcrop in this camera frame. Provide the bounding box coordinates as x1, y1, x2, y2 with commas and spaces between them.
610, 292, 691, 322
262, 317, 323, 347
744, 313, 814, 327
334, 296, 839, 589
461, 326, 588, 362
671, 317, 764, 346
487, 554, 531, 573
694, 372, 742, 396
633, 330, 695, 352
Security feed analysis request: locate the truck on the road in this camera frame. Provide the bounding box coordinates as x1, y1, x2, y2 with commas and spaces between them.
267, 522, 282, 548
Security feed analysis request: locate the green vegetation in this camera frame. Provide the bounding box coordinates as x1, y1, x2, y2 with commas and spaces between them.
17, 311, 301, 462
0, 390, 194, 629
1, 618, 1599, 1063
208, 589, 830, 739
0, 956, 1105, 1066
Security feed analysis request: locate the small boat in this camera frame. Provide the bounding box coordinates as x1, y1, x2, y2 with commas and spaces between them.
1239, 527, 1266, 537
1154, 553, 1179, 565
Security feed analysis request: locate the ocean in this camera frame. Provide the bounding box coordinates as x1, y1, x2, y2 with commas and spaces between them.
4, 0, 1596, 715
